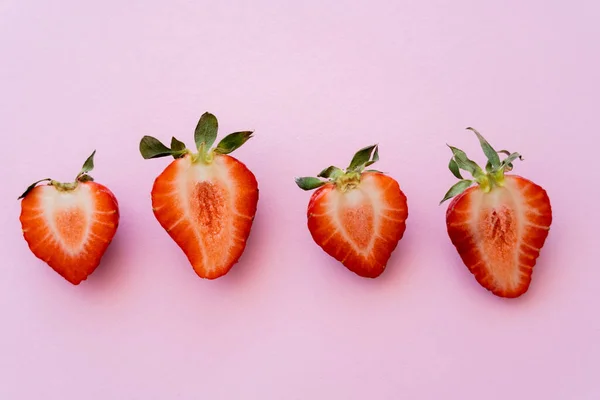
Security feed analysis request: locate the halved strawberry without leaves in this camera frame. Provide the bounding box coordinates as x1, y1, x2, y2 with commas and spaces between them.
139, 112, 258, 279
441, 128, 552, 298
296, 145, 408, 278
19, 151, 119, 284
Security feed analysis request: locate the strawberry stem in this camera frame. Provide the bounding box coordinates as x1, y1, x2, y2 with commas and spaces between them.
440, 128, 524, 204
141, 113, 253, 163
336, 172, 361, 192
295, 145, 382, 192
18, 151, 100, 199
52, 180, 78, 191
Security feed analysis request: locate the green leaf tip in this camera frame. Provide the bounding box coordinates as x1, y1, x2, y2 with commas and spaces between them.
348, 144, 379, 172
75, 150, 97, 181
170, 137, 187, 152
215, 131, 253, 155
18, 178, 52, 200
318, 166, 343, 179
194, 112, 218, 150
501, 152, 523, 171
440, 179, 473, 204
140, 136, 171, 159
465, 128, 524, 172
295, 176, 326, 191
80, 150, 96, 175
140, 136, 187, 160
466, 127, 501, 169
447, 144, 482, 177
448, 158, 463, 179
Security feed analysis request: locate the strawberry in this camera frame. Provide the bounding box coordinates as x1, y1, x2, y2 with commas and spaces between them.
18, 151, 120, 285
139, 112, 258, 279
441, 128, 552, 298
295, 145, 408, 278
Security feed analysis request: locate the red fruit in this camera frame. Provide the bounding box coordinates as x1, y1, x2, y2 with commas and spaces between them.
140, 112, 258, 279
296, 145, 408, 278
441, 128, 552, 298
18, 151, 119, 284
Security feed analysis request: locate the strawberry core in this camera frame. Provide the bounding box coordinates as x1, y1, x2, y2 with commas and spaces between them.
54, 207, 87, 249
191, 182, 227, 236
340, 203, 374, 250
478, 205, 518, 270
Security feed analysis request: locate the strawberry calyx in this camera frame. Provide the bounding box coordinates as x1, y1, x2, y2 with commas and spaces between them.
295, 144, 380, 192
139, 112, 253, 164
18, 150, 97, 200
440, 128, 523, 204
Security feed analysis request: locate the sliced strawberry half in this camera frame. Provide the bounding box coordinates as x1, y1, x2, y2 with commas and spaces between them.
296, 145, 408, 278
441, 128, 552, 298
19, 151, 119, 285
139, 112, 258, 279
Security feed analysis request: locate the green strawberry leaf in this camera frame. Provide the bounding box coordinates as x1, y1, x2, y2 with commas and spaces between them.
449, 158, 463, 179
485, 160, 493, 173
214, 131, 253, 154
502, 152, 523, 166
18, 178, 52, 200
140, 136, 178, 159
440, 179, 473, 204
194, 112, 218, 150
448, 145, 482, 177
80, 150, 96, 175
467, 127, 500, 169
295, 177, 326, 191
318, 166, 343, 179
364, 145, 379, 168
170, 137, 187, 152
348, 144, 378, 171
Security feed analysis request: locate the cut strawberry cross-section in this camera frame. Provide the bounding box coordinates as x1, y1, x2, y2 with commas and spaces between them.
441, 128, 552, 298
296, 145, 408, 278
139, 112, 259, 279
19, 151, 120, 284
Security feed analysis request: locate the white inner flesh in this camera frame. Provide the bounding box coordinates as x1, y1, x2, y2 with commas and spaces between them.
465, 179, 529, 288
326, 175, 387, 256
40, 184, 95, 256
173, 157, 236, 271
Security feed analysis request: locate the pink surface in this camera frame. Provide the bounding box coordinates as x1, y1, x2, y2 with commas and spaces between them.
1, 1, 599, 399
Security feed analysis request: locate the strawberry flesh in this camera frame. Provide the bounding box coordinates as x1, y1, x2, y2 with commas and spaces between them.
20, 182, 119, 284
446, 175, 551, 297
307, 172, 408, 278
151, 153, 258, 279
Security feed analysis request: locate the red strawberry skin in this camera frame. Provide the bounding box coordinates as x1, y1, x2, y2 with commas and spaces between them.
446, 175, 552, 297
307, 172, 408, 278
151, 153, 258, 279
20, 182, 120, 285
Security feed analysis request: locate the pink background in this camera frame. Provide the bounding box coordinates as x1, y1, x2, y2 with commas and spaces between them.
1, 0, 599, 399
